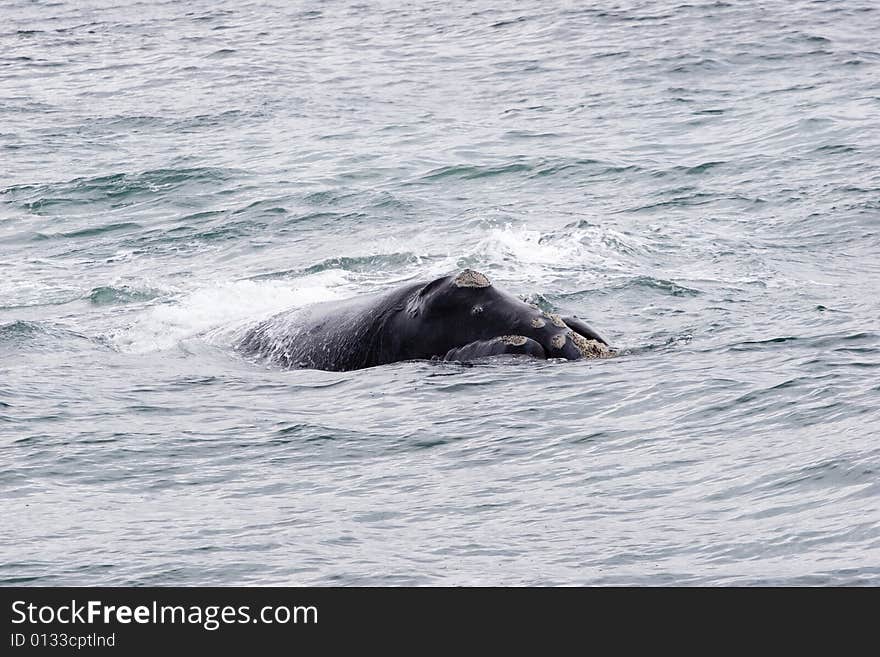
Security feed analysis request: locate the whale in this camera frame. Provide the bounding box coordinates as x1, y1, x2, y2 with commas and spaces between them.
236, 269, 612, 371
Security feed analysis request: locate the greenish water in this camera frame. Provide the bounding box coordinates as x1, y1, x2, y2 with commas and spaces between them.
1, 0, 879, 585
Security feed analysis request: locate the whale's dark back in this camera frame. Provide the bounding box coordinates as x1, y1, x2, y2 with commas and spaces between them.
236, 281, 424, 371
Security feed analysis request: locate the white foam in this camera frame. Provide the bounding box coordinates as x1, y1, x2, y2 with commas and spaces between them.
109, 270, 351, 353
471, 222, 635, 285
106, 223, 642, 355
480, 224, 579, 266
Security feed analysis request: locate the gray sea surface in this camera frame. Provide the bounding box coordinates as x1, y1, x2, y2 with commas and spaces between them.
1, 0, 879, 585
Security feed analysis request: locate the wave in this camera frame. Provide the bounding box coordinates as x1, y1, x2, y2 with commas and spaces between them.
405, 157, 647, 187
2, 167, 244, 214
0, 320, 94, 351
729, 331, 879, 353
87, 285, 164, 306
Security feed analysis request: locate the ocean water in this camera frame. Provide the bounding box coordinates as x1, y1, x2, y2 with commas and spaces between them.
2, 0, 879, 585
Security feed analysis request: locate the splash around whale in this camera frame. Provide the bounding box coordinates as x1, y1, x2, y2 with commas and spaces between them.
236, 269, 614, 371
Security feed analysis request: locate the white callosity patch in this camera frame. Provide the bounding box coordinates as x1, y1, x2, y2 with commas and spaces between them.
547, 313, 568, 328
453, 268, 491, 288
568, 331, 615, 359
498, 335, 528, 346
